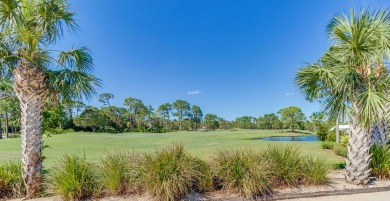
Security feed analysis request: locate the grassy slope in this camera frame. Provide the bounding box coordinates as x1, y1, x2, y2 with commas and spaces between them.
0, 129, 344, 167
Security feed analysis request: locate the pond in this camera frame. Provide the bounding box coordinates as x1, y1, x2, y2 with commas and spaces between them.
260, 135, 318, 142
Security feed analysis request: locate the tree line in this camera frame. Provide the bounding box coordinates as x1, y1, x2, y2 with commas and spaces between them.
0, 87, 333, 135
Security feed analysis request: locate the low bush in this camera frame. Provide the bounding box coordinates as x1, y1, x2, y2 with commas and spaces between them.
99, 151, 143, 195
333, 144, 348, 158
104, 126, 117, 133
44, 128, 75, 136
0, 162, 24, 199
316, 124, 328, 141
370, 144, 390, 180
141, 144, 211, 201
212, 149, 272, 199
46, 154, 98, 200
340, 135, 349, 147
7, 134, 21, 138
321, 142, 334, 149
326, 131, 336, 142
262, 145, 302, 187
301, 156, 330, 185
333, 162, 346, 170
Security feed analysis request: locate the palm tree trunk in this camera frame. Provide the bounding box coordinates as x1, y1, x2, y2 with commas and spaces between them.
345, 105, 372, 185
13, 60, 48, 198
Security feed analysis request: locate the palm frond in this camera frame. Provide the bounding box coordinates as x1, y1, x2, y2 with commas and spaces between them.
57, 47, 93, 73
47, 69, 102, 102
35, 0, 78, 44
295, 63, 337, 101
357, 90, 389, 127
322, 90, 349, 122
0, 0, 21, 28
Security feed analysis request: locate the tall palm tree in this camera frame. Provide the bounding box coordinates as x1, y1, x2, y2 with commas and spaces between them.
0, 0, 101, 198
296, 9, 390, 185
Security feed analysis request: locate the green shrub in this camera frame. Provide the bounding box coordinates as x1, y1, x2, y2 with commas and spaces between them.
7, 134, 21, 138
212, 150, 272, 199
316, 124, 328, 141
370, 144, 390, 180
301, 157, 330, 185
0, 162, 24, 199
326, 131, 336, 142
340, 135, 349, 147
333, 144, 348, 158
104, 126, 117, 133
262, 145, 302, 187
141, 144, 211, 201
333, 162, 346, 169
44, 128, 75, 136
321, 142, 334, 149
99, 151, 143, 195
46, 154, 98, 200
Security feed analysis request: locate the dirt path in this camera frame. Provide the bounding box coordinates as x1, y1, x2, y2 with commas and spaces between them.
286, 191, 390, 201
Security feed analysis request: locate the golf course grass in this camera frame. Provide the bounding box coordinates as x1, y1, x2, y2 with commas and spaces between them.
0, 129, 344, 168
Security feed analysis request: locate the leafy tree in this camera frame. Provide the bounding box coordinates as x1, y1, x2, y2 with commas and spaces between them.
218, 117, 232, 130
99, 93, 115, 132
203, 114, 219, 130
157, 103, 173, 130
62, 100, 86, 127
145, 105, 154, 131
74, 106, 105, 132
0, 79, 15, 138
277, 106, 306, 132
191, 105, 203, 131
310, 112, 325, 128
295, 9, 390, 184
42, 105, 68, 130
7, 96, 21, 134
100, 106, 127, 132
98, 93, 114, 107
258, 113, 281, 129
233, 116, 257, 129
123, 97, 145, 131
172, 100, 190, 131
316, 124, 329, 141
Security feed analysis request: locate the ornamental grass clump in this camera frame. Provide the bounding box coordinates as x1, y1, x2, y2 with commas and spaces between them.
370, 144, 390, 180
141, 144, 211, 201
212, 149, 272, 199
321, 142, 334, 149
98, 151, 143, 195
46, 155, 98, 201
0, 162, 24, 199
301, 156, 330, 185
262, 145, 303, 187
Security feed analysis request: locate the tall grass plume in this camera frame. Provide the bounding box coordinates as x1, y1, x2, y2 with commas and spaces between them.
212, 149, 272, 199
46, 154, 98, 200
141, 144, 211, 201
0, 162, 24, 199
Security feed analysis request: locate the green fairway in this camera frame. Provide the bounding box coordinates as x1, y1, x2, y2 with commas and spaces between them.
0, 129, 344, 168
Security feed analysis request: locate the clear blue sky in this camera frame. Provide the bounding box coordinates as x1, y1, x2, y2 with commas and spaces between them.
54, 0, 389, 121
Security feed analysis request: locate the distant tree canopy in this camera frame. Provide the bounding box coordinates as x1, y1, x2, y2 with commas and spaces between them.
278, 106, 306, 132
0, 90, 324, 134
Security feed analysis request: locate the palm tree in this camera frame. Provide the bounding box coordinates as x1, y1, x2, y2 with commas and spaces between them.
296, 9, 390, 185
0, 0, 101, 198
371, 104, 389, 145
